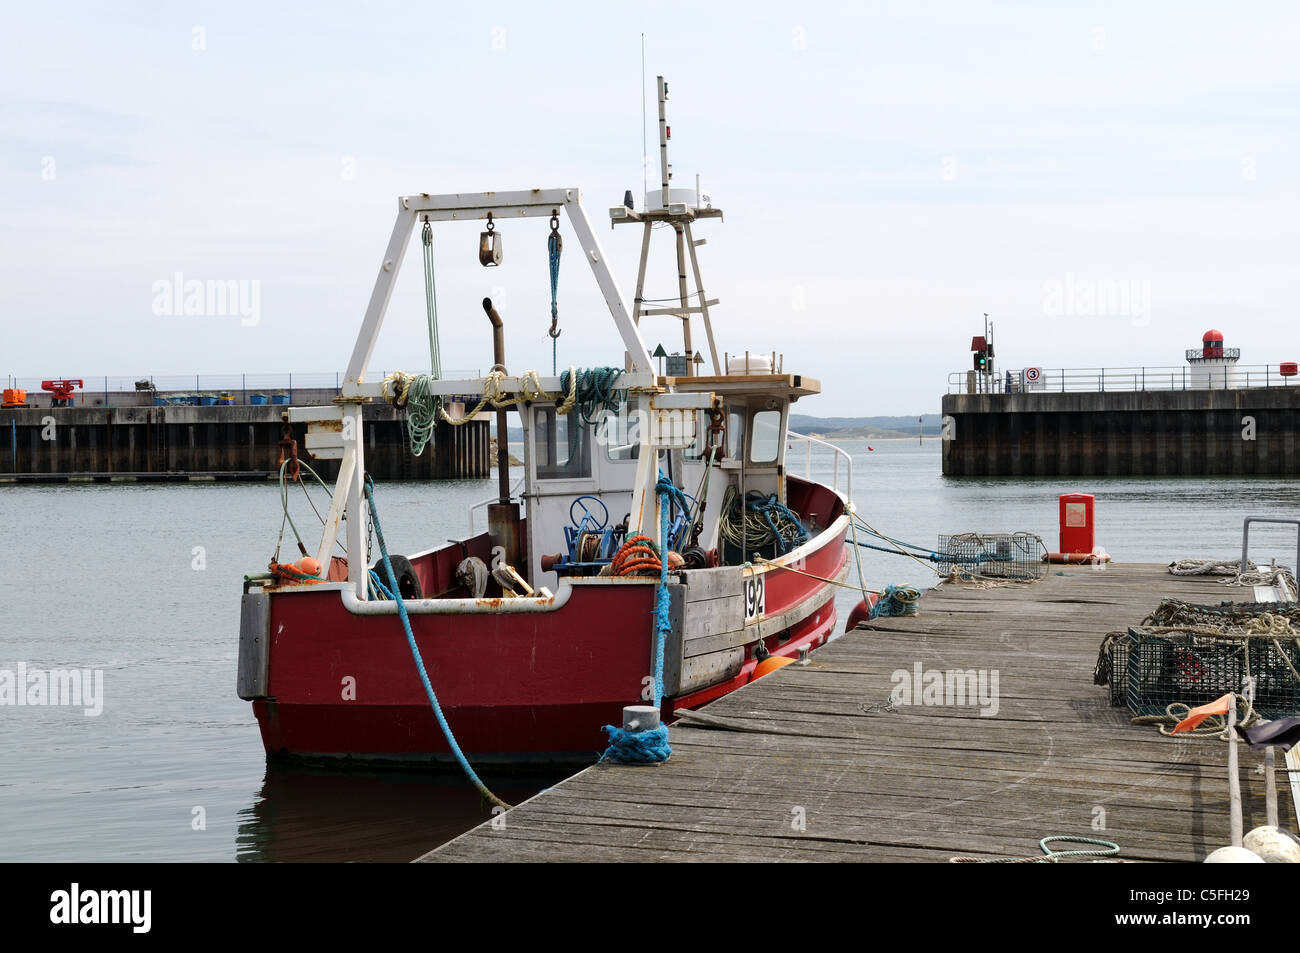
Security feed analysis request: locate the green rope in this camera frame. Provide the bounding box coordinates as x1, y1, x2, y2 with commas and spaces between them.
405, 374, 440, 458
421, 221, 442, 379
558, 367, 626, 426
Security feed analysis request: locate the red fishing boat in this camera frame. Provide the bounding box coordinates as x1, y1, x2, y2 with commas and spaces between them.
238, 77, 868, 766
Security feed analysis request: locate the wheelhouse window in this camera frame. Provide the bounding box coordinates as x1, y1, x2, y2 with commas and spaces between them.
602, 399, 641, 462
727, 408, 746, 460
534, 405, 591, 479
749, 409, 782, 463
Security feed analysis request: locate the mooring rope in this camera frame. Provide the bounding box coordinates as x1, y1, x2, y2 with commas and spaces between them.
599, 474, 677, 765
362, 475, 510, 809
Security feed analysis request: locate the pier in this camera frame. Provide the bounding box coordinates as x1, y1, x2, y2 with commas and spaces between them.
1, 404, 490, 482
420, 563, 1296, 862
942, 388, 1300, 477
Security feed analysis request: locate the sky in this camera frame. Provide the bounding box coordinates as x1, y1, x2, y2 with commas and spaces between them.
2, 1, 1297, 415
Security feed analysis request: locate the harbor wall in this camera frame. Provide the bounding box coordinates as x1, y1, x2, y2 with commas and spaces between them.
0, 405, 490, 482
940, 388, 1300, 476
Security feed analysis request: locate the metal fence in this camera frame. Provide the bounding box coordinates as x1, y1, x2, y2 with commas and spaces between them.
948, 363, 1297, 395
3, 370, 483, 406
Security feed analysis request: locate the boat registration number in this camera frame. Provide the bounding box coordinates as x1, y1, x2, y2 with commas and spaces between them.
744, 575, 766, 621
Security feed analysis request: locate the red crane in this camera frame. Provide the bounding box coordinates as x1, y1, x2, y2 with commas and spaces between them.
41, 379, 83, 407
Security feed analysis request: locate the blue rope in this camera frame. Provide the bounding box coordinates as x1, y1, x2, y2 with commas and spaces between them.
548, 232, 561, 375
362, 475, 510, 809
367, 569, 395, 601
870, 584, 921, 618
749, 492, 809, 555
600, 724, 671, 763
849, 538, 1013, 564
599, 475, 675, 765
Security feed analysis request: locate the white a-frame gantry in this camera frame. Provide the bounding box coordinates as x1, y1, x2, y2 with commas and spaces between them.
326, 188, 659, 597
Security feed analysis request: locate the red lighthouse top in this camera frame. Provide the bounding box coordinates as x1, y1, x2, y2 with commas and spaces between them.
1203, 329, 1223, 343
1202, 329, 1224, 358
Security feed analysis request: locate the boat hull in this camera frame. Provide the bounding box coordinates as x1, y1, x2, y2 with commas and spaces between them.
244, 485, 850, 765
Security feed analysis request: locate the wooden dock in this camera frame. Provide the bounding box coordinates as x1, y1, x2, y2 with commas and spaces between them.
419, 563, 1297, 862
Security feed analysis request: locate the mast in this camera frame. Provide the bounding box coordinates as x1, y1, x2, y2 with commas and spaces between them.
612, 75, 724, 376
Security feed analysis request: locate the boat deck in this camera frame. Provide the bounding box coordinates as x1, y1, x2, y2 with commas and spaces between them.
418, 562, 1297, 862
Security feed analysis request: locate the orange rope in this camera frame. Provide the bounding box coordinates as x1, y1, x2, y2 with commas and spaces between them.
611, 535, 662, 576
610, 535, 687, 576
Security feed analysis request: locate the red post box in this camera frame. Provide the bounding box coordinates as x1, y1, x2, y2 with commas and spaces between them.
1059, 493, 1095, 555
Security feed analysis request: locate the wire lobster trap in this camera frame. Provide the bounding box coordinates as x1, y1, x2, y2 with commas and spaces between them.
935, 532, 1045, 582
1120, 624, 1300, 720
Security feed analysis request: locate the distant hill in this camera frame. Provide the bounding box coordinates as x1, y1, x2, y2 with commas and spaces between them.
789, 413, 943, 438
504, 413, 943, 441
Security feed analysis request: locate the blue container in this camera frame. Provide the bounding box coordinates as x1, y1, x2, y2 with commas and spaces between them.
249, 394, 267, 406
199, 396, 217, 406
153, 397, 166, 406
270, 394, 290, 405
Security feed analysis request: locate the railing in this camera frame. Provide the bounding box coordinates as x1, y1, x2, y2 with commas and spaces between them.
787, 430, 853, 502
1241, 517, 1299, 597
947, 363, 1296, 395
1186, 348, 1241, 361
3, 370, 482, 406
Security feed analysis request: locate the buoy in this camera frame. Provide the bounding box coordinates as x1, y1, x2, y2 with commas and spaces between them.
297, 556, 322, 577
1203, 845, 1264, 863
844, 594, 880, 632
752, 655, 795, 681
1242, 826, 1300, 863
1043, 551, 1111, 565
866, 445, 875, 451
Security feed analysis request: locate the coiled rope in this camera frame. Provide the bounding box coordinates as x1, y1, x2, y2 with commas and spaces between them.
362, 475, 509, 809
718, 485, 808, 557
950, 836, 1121, 864
1169, 558, 1254, 576
382, 366, 615, 458
1131, 693, 1261, 740
559, 367, 626, 426
870, 584, 921, 618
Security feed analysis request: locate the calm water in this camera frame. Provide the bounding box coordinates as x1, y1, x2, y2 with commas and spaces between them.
1, 441, 1297, 862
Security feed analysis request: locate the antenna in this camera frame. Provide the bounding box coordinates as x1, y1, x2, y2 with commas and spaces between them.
641, 34, 647, 213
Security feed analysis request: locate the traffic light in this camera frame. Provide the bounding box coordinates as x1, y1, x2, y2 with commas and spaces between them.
973, 350, 988, 371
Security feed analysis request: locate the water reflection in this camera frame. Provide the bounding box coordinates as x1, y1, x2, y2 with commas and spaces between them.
236, 761, 571, 862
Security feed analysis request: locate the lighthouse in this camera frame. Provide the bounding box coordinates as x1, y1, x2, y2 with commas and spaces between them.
1185, 329, 1241, 389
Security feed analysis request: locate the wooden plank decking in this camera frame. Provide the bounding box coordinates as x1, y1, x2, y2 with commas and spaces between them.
420, 563, 1297, 862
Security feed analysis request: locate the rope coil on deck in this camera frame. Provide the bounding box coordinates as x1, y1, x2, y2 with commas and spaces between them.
950, 835, 1121, 864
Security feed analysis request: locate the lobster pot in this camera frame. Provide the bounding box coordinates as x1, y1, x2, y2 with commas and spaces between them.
935, 533, 1045, 581
1106, 637, 1131, 708
1123, 626, 1300, 720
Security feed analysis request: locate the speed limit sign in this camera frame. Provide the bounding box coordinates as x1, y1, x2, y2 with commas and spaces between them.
1023, 366, 1042, 383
